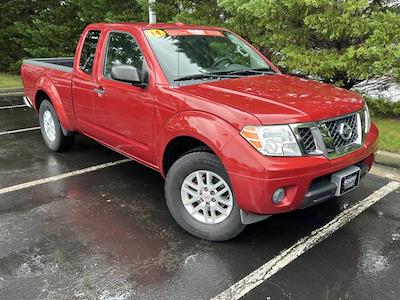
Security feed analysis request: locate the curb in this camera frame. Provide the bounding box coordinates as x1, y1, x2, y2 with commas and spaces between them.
0, 88, 24, 93
0, 88, 24, 97
376, 150, 400, 169
0, 92, 25, 97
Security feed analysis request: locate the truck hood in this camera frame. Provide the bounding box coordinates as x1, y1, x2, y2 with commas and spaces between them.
178, 74, 365, 125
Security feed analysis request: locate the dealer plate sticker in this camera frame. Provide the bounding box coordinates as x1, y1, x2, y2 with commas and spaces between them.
331, 165, 361, 196
146, 29, 167, 38
340, 170, 360, 194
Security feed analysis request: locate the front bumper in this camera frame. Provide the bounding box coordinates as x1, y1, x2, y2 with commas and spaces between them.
220, 123, 378, 215
299, 162, 368, 209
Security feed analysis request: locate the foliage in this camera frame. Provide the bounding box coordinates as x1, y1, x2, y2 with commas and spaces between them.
1, 0, 399, 91
10, 1, 83, 72
0, 0, 145, 73
0, 0, 224, 73
0, 0, 54, 72
75, 0, 146, 23
365, 97, 400, 118
219, 0, 400, 88
150, 0, 224, 25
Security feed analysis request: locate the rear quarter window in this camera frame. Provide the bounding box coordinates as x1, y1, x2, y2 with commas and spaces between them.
79, 30, 101, 74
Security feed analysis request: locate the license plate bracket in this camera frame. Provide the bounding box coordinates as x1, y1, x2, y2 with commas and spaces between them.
331, 165, 361, 196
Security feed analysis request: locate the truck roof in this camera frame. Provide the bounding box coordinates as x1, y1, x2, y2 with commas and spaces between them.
88, 22, 224, 31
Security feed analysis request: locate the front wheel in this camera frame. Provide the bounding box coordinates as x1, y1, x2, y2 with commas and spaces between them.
39, 100, 75, 152
165, 152, 245, 241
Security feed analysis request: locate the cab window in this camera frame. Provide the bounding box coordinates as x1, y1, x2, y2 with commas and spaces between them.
103, 32, 144, 80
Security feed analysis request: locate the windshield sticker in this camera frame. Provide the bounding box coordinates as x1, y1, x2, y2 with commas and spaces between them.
146, 29, 167, 38
164, 29, 224, 37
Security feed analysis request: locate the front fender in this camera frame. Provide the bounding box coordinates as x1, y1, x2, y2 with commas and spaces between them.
35, 76, 75, 131
156, 111, 251, 177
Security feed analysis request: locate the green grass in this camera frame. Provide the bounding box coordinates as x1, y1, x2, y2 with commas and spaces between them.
0, 73, 22, 89
374, 117, 400, 153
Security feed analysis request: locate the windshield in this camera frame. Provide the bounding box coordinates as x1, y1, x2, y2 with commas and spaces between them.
144, 29, 274, 84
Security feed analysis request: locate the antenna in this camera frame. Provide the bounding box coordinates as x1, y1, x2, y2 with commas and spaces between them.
148, 0, 157, 24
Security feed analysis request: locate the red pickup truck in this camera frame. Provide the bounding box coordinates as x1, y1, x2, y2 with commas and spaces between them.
21, 22, 378, 241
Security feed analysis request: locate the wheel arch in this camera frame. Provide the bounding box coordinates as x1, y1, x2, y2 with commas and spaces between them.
162, 135, 214, 176
157, 111, 239, 177
34, 77, 75, 131
35, 90, 50, 109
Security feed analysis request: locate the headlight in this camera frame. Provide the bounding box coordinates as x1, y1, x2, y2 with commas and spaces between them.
364, 103, 371, 134
240, 125, 302, 156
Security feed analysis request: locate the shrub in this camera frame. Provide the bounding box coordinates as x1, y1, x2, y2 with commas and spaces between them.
365, 97, 400, 118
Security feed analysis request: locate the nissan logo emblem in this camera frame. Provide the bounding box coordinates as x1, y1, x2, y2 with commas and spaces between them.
339, 122, 353, 141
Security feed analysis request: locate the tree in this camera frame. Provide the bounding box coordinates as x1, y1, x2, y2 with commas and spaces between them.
2, 0, 398, 88
219, 0, 400, 88
150, 0, 224, 25
11, 1, 83, 66
0, 0, 146, 73
74, 0, 146, 23
0, 0, 58, 72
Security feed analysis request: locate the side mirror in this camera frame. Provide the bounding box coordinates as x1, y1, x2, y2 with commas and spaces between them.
111, 65, 145, 87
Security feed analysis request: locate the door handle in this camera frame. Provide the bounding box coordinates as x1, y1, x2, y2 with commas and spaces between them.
94, 86, 105, 95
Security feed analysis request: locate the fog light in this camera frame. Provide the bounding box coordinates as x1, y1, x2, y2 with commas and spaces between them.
272, 188, 285, 205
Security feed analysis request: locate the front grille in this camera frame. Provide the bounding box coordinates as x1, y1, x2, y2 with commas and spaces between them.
293, 111, 364, 159
298, 127, 317, 152
322, 114, 358, 148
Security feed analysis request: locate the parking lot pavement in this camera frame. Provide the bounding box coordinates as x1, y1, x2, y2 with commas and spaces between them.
0, 95, 399, 300
0, 96, 25, 107
0, 107, 39, 134
241, 187, 400, 300
0, 127, 125, 188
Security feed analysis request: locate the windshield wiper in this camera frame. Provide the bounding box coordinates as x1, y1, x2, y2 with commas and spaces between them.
212, 68, 276, 76
174, 73, 240, 82
173, 68, 273, 82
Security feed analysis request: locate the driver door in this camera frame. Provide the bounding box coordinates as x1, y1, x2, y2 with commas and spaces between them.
92, 31, 153, 163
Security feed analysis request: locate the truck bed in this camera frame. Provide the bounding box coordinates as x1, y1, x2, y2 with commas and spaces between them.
21, 57, 75, 117
22, 57, 74, 73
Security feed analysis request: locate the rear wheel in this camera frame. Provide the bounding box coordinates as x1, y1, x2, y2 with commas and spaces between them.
165, 152, 245, 241
39, 100, 75, 152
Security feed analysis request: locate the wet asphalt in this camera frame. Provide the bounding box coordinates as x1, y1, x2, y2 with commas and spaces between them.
0, 95, 399, 300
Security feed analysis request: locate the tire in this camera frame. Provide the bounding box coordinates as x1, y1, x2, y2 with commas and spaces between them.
165, 152, 245, 241
39, 100, 75, 152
